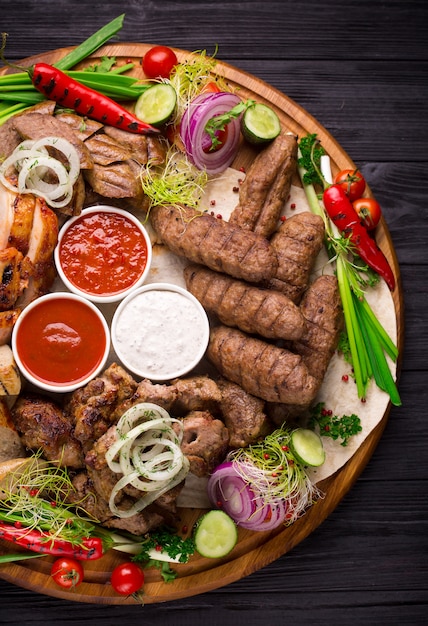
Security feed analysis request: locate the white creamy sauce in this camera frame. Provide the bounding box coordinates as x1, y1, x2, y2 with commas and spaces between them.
114, 288, 208, 379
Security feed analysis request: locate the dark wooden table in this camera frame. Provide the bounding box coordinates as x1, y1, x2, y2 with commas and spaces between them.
1, 1, 427, 623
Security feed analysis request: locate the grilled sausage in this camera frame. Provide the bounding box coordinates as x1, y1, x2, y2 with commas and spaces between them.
150, 205, 278, 283
229, 132, 298, 238
268, 211, 325, 302
207, 325, 320, 406
184, 263, 305, 341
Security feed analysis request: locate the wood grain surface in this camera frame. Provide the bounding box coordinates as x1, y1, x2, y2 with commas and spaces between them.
0, 1, 427, 624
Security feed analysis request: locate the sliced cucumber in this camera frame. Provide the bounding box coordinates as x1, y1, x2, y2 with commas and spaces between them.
134, 83, 177, 126
241, 102, 281, 144
289, 428, 326, 467
194, 510, 238, 559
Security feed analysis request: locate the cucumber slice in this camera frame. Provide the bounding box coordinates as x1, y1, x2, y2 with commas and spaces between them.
289, 428, 326, 467
194, 510, 238, 559
134, 83, 177, 126
241, 102, 281, 144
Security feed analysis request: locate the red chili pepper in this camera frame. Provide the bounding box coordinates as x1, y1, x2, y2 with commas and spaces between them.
323, 184, 395, 290
29, 63, 158, 135
0, 521, 104, 560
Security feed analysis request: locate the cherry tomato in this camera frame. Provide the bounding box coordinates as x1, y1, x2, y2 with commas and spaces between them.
111, 562, 145, 596
333, 168, 366, 202
201, 81, 222, 93
51, 557, 84, 589
142, 46, 178, 79
353, 197, 382, 230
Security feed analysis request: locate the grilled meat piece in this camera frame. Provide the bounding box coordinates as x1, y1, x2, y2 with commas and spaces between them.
84, 133, 133, 166
65, 363, 137, 447
112, 378, 177, 421
268, 211, 325, 303
229, 132, 298, 238
0, 247, 24, 311
18, 199, 58, 305
217, 378, 272, 448
7, 192, 36, 256
184, 263, 306, 341
207, 325, 320, 406
55, 112, 103, 142
291, 274, 343, 381
11, 112, 94, 170
170, 375, 222, 415
0, 309, 20, 346
11, 394, 84, 469
0, 398, 25, 462
179, 410, 229, 477
150, 204, 278, 284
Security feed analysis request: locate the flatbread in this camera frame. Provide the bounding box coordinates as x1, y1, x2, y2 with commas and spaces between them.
52, 168, 397, 505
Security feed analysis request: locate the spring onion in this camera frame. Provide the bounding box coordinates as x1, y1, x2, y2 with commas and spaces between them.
297, 134, 401, 405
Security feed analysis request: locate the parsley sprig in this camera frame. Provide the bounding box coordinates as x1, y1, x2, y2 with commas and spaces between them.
205, 99, 255, 150
309, 402, 362, 447
132, 526, 195, 583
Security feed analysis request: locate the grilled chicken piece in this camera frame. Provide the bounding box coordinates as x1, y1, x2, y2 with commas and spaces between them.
11, 394, 84, 469
0, 344, 21, 396
0, 398, 25, 462
0, 247, 25, 311
7, 192, 36, 256
0, 309, 21, 346
65, 363, 138, 447
179, 410, 229, 477
0, 184, 15, 250
18, 199, 58, 305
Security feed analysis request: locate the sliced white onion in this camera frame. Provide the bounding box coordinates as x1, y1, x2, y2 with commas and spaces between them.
105, 402, 190, 519
0, 137, 80, 208
180, 92, 242, 175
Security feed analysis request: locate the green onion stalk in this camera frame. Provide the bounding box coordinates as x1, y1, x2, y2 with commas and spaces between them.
297, 142, 401, 406
0, 15, 150, 126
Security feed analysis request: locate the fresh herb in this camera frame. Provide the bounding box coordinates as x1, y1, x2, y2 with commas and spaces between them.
132, 526, 195, 582
140, 147, 208, 212
298, 133, 326, 187
309, 402, 362, 447
84, 56, 118, 73
205, 99, 255, 149
297, 134, 401, 405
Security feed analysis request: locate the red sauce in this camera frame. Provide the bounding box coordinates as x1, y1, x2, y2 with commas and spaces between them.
59, 211, 149, 296
15, 296, 107, 386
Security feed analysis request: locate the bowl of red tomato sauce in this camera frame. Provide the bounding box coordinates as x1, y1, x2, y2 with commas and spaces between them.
12, 292, 110, 393
54, 206, 152, 304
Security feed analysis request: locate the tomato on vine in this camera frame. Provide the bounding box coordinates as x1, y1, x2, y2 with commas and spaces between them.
142, 45, 178, 78
333, 168, 366, 202
352, 197, 382, 230
51, 557, 84, 589
111, 562, 145, 596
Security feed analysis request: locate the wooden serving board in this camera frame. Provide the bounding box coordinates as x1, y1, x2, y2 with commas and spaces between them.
0, 43, 404, 604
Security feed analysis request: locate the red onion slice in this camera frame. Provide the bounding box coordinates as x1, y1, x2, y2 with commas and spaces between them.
180, 92, 242, 175
207, 461, 289, 532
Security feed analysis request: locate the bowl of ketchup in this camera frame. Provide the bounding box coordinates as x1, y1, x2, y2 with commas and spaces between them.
12, 292, 110, 393
54, 205, 152, 304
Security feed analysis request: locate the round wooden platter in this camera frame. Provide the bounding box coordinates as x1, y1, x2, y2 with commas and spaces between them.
0, 44, 404, 604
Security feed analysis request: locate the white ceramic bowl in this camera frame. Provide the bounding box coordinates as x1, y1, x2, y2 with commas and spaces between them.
54, 205, 152, 304
12, 292, 110, 393
111, 282, 210, 382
